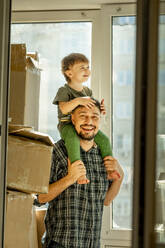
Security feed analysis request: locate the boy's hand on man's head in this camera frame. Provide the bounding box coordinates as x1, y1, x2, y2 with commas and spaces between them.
100, 99, 106, 115
78, 97, 96, 109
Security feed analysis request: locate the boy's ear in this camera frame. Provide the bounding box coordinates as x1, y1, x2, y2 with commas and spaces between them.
65, 69, 72, 78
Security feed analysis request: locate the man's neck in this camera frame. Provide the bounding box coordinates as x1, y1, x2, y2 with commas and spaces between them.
80, 139, 94, 151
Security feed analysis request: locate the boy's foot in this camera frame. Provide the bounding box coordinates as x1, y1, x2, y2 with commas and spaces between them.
107, 171, 120, 180
77, 178, 90, 184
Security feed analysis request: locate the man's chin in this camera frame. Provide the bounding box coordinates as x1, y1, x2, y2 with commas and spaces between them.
78, 132, 95, 141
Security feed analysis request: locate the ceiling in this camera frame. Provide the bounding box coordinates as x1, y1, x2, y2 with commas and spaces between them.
12, 0, 136, 11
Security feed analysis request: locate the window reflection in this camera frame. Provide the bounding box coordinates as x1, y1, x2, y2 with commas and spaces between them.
11, 22, 92, 141
112, 16, 136, 229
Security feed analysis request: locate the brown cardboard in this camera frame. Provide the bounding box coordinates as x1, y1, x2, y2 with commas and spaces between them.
7, 125, 54, 194
35, 209, 46, 248
5, 191, 38, 248
9, 44, 41, 130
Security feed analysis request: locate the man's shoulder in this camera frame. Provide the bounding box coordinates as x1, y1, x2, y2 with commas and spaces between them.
53, 139, 67, 157
54, 139, 65, 150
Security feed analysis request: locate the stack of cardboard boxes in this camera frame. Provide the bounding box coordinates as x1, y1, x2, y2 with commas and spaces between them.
9, 44, 41, 130
5, 44, 53, 248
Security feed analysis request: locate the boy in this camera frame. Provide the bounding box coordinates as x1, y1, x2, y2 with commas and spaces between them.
53, 53, 115, 184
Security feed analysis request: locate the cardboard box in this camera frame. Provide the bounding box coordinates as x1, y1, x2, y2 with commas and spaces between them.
5, 191, 38, 248
7, 125, 54, 194
35, 209, 46, 248
9, 44, 41, 130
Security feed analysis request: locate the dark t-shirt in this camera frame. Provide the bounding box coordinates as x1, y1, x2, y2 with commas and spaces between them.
53, 84, 92, 129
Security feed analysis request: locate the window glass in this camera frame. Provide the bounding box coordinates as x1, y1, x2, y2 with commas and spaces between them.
112, 16, 136, 229
155, 13, 165, 244
11, 22, 92, 141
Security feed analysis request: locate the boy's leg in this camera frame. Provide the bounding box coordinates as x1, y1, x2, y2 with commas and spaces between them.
61, 123, 80, 163
94, 130, 112, 158
61, 124, 89, 184
95, 130, 120, 179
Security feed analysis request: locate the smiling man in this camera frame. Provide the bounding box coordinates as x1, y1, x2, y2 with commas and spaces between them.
36, 99, 124, 248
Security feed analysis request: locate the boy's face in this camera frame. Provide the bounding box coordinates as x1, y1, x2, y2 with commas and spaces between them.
65, 62, 90, 83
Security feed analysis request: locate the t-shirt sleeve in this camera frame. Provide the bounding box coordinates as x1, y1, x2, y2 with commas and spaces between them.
52, 86, 70, 105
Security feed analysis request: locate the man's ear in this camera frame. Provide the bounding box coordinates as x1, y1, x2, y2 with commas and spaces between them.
71, 114, 75, 125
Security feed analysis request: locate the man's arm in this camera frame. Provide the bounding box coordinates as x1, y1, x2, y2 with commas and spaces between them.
38, 160, 87, 204
103, 156, 124, 206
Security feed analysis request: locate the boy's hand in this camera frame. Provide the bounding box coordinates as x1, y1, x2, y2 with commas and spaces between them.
100, 99, 106, 115
78, 97, 96, 109
103, 156, 122, 180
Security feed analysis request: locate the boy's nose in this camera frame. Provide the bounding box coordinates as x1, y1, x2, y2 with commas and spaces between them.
85, 68, 90, 73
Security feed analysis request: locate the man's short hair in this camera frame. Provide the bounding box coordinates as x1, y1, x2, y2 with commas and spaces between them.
61, 53, 89, 82
72, 97, 101, 113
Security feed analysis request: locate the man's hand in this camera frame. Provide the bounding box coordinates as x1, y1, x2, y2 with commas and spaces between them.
78, 97, 96, 109
67, 159, 89, 184
103, 156, 123, 180
100, 99, 106, 115
104, 156, 124, 206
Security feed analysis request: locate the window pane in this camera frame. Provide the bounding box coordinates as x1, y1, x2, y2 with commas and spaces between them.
10, 22, 92, 141
112, 16, 136, 229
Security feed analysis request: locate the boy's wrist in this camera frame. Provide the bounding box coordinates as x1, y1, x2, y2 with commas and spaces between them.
73, 97, 81, 107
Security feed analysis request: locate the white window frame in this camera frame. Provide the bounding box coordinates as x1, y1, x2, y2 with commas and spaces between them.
100, 4, 136, 248
11, 5, 135, 247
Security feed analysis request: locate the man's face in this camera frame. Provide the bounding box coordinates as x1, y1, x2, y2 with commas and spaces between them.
71, 105, 101, 141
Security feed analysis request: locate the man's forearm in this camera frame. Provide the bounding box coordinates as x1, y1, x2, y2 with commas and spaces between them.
104, 177, 123, 206
38, 175, 73, 204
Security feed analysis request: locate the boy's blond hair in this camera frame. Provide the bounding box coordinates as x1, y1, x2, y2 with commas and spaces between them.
61, 53, 89, 83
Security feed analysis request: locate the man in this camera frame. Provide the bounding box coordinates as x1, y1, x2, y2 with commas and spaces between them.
36, 99, 124, 248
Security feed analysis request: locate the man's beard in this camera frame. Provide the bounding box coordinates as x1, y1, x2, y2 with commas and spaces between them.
77, 131, 95, 141
76, 125, 96, 141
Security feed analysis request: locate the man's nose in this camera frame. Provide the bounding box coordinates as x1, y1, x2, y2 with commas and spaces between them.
85, 116, 92, 124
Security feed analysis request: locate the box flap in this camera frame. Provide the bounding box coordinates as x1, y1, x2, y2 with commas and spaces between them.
9, 125, 54, 146
17, 130, 55, 146
27, 51, 39, 61
9, 124, 33, 134
26, 56, 42, 71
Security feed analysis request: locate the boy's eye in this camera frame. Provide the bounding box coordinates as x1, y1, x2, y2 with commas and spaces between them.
80, 66, 89, 70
